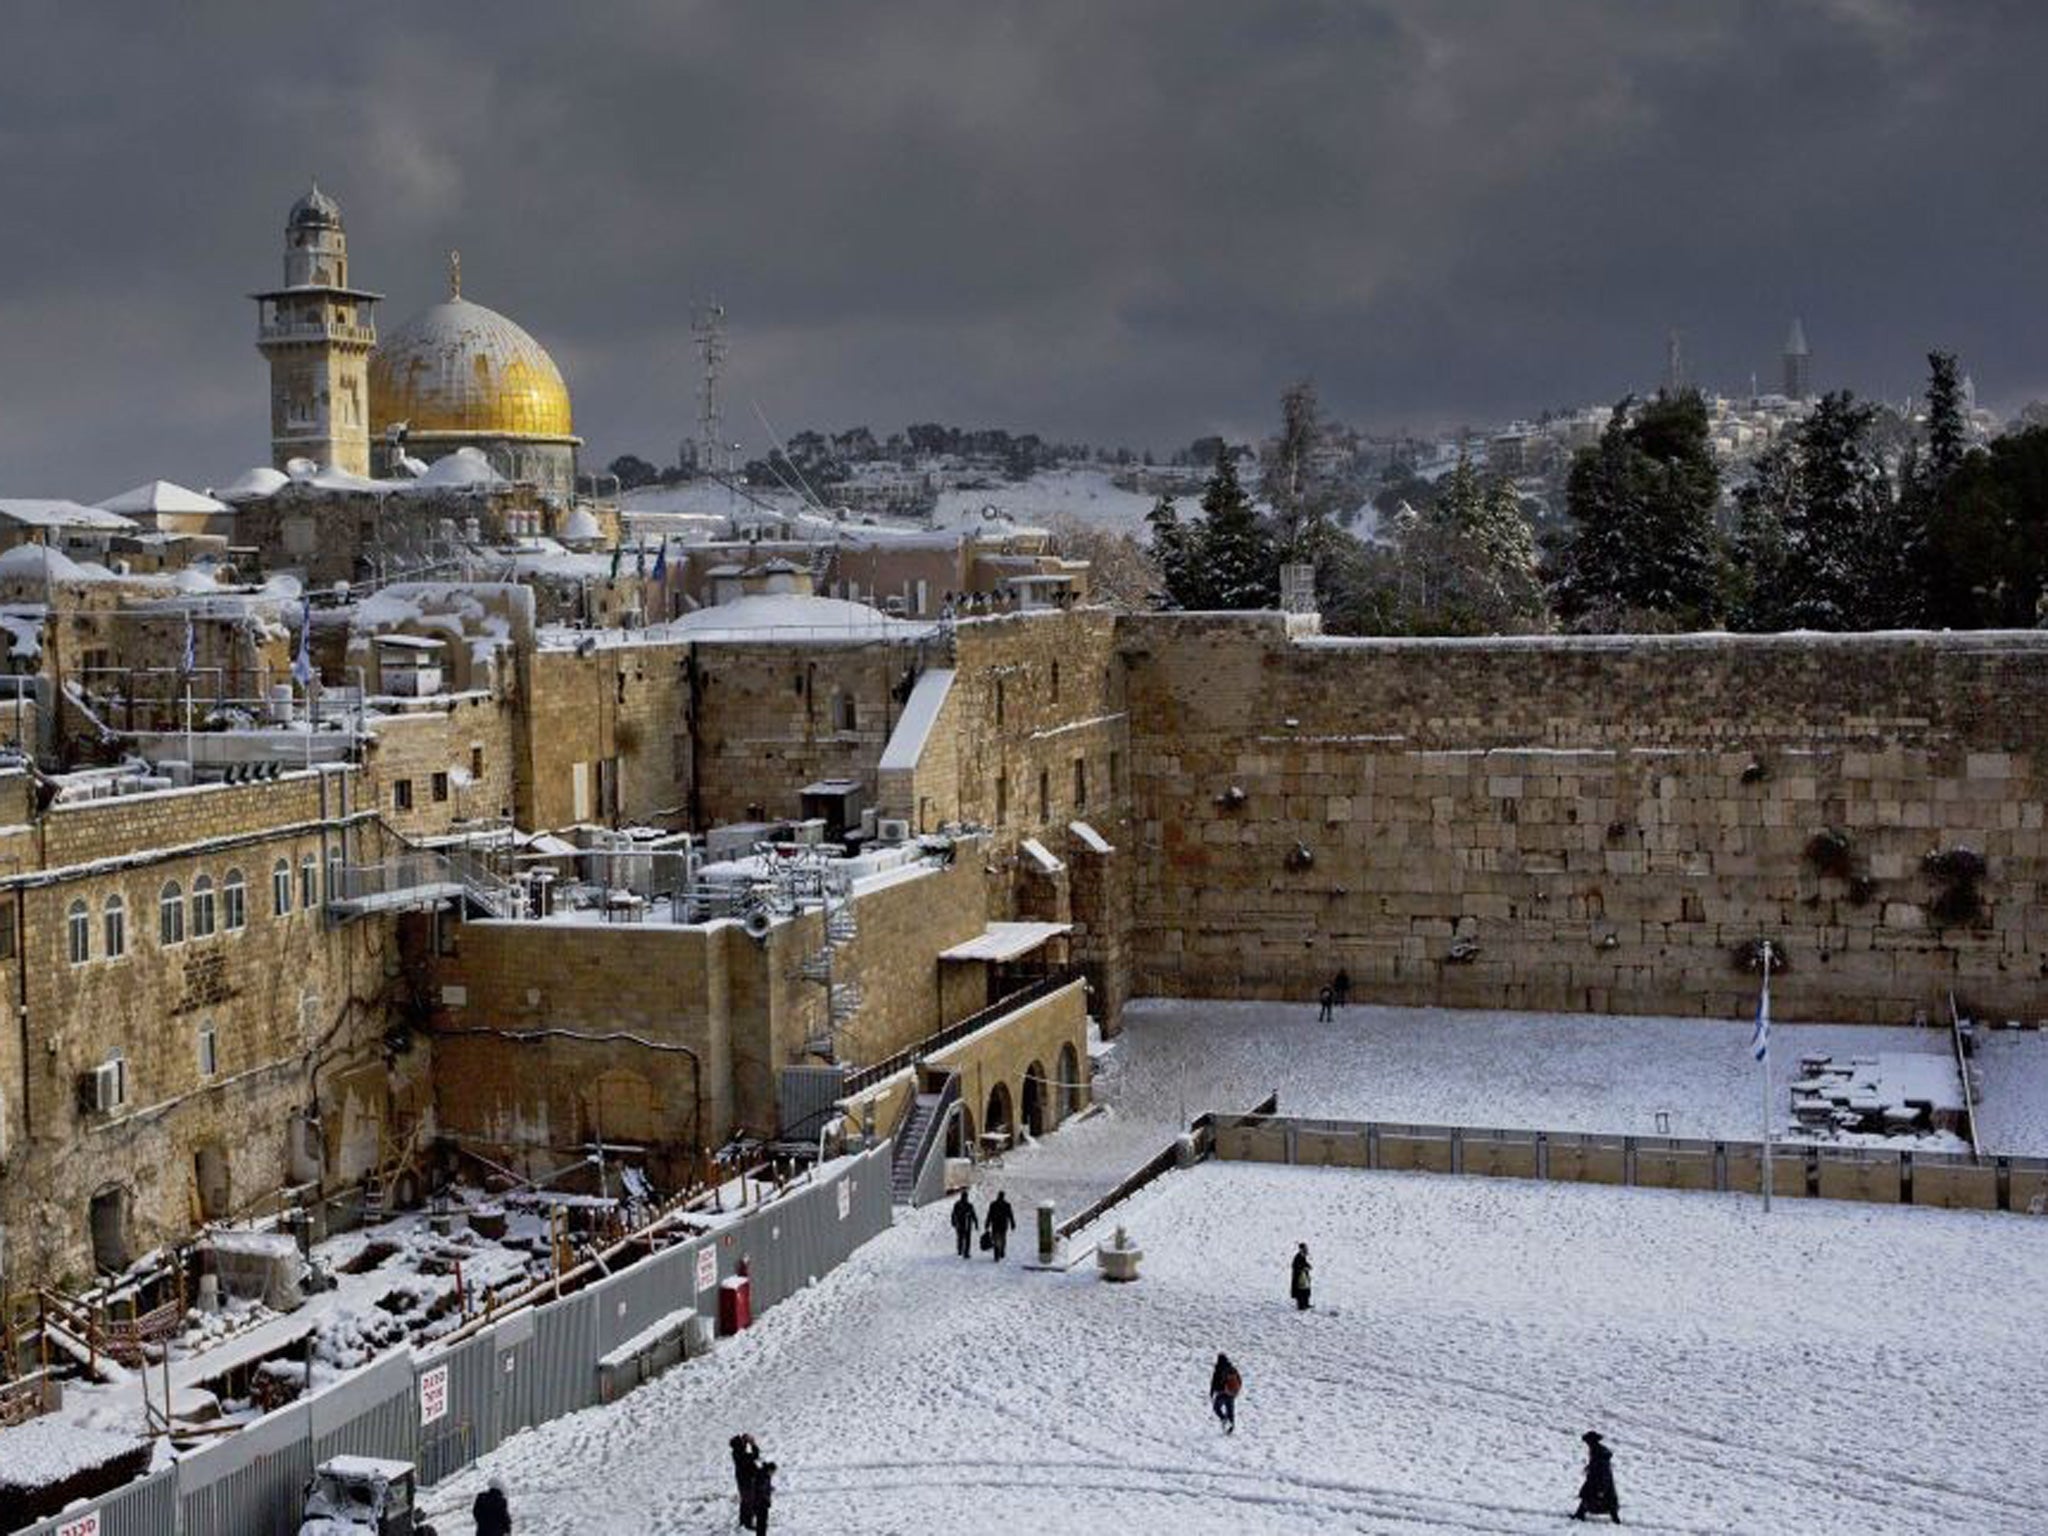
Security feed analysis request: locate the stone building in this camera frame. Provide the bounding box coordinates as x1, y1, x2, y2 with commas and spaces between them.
252, 186, 380, 477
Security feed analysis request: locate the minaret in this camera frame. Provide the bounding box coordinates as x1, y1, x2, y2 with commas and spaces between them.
1782, 318, 1811, 403
253, 184, 381, 475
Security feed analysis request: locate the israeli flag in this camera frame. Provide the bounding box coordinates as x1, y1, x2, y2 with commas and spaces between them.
1751, 969, 1771, 1063
181, 610, 197, 673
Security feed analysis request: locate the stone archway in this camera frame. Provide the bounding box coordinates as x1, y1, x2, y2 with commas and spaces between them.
1058, 1042, 1083, 1117
984, 1081, 1015, 1151
946, 1102, 977, 1158
1022, 1061, 1050, 1137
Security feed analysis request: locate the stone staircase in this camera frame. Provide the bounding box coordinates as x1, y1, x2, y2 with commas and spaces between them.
890, 1071, 959, 1206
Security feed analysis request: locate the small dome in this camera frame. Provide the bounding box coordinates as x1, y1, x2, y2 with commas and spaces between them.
289, 184, 343, 230
369, 296, 574, 441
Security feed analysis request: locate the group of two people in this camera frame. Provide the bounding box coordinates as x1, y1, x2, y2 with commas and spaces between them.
728, 1433, 778, 1533
950, 1187, 1017, 1260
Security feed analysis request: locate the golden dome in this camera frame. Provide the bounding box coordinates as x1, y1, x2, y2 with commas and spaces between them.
368, 295, 574, 440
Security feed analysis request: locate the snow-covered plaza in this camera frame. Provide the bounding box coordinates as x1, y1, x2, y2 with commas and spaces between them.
417, 1002, 2048, 1534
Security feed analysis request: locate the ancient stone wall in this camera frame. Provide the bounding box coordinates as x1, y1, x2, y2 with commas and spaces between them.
1121, 617, 2048, 1024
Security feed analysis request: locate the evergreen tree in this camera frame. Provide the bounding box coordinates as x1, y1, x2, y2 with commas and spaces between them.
1775, 392, 1894, 627
1551, 391, 1722, 630
1924, 351, 1968, 489
1144, 493, 1194, 609
1262, 379, 1342, 565
1197, 447, 1280, 609
1729, 441, 1801, 631
1923, 426, 2048, 627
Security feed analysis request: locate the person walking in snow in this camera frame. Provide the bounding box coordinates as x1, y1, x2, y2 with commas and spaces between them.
986, 1190, 1016, 1262
1209, 1352, 1242, 1432
1333, 968, 1351, 1007
1289, 1242, 1313, 1311
1317, 985, 1335, 1022
747, 1459, 776, 1534
471, 1476, 512, 1536
729, 1434, 760, 1527
950, 1189, 979, 1259
1572, 1431, 1621, 1523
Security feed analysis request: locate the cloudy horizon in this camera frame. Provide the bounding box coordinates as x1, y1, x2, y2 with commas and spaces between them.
1, 0, 2043, 496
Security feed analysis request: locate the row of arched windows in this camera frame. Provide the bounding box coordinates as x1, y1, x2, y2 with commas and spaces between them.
66, 853, 329, 965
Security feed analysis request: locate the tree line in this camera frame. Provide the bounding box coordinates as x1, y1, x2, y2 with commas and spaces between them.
1144, 357, 2048, 635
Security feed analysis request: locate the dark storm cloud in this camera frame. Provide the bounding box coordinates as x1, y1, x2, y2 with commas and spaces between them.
0, 0, 2043, 493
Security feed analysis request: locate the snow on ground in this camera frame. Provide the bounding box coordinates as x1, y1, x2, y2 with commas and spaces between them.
422, 1161, 2048, 1534
1971, 1030, 2048, 1156
1105, 999, 2002, 1151
932, 467, 1160, 535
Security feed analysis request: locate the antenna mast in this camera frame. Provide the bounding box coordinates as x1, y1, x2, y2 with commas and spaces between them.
691, 301, 727, 479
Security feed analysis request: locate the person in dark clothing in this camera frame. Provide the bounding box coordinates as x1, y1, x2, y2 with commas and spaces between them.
950, 1190, 979, 1259
1290, 1242, 1313, 1311
747, 1460, 776, 1534
729, 1434, 760, 1527
1333, 968, 1351, 1007
986, 1191, 1016, 1261
1572, 1431, 1621, 1523
1317, 985, 1335, 1022
1209, 1352, 1241, 1432
471, 1477, 512, 1536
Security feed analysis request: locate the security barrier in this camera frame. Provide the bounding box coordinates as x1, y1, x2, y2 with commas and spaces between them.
1204, 1111, 2048, 1219
10, 1145, 894, 1536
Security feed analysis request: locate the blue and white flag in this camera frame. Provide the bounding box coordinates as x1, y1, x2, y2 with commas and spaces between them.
650, 539, 667, 581
181, 610, 197, 673
291, 605, 314, 689
1751, 964, 1772, 1063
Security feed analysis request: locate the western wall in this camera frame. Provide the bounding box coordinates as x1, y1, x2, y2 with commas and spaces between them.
1119, 616, 2048, 1025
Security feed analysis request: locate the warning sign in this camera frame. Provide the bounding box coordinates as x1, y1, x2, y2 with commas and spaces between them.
837, 1179, 852, 1221
55, 1515, 99, 1536
695, 1244, 718, 1294
419, 1363, 450, 1427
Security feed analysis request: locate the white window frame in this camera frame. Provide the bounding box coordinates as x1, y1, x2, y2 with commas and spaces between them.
66, 899, 90, 965
102, 894, 125, 960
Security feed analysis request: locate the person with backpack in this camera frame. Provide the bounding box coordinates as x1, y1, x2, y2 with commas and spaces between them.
986, 1191, 1016, 1261
747, 1459, 776, 1534
1289, 1242, 1313, 1311
1209, 1352, 1242, 1433
1317, 985, 1335, 1022
1572, 1430, 1621, 1523
950, 1189, 979, 1259
729, 1434, 760, 1528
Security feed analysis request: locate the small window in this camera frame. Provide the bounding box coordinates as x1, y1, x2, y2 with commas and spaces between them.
160, 881, 185, 945
67, 899, 90, 965
102, 1051, 128, 1111
1038, 768, 1050, 821
197, 1022, 218, 1079
834, 693, 857, 733
1110, 750, 1122, 796
1073, 757, 1088, 810
299, 855, 317, 909
432, 771, 450, 803
393, 779, 414, 812
223, 870, 246, 931
273, 859, 293, 916
190, 875, 216, 939
1051, 660, 1061, 702
326, 850, 343, 902
470, 745, 484, 780
103, 895, 126, 959
995, 679, 1005, 727
996, 771, 1008, 826
0, 902, 14, 961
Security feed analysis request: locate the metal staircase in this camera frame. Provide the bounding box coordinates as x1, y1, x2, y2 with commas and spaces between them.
890, 1071, 959, 1206
800, 892, 862, 1059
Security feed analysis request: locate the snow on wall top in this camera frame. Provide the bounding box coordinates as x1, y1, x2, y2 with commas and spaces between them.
878, 668, 954, 772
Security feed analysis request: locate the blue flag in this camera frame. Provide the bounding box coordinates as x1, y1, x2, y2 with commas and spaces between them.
650, 539, 667, 581
1751, 964, 1771, 1063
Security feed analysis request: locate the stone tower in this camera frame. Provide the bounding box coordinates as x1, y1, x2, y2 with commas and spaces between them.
253, 185, 381, 475
1782, 317, 1811, 403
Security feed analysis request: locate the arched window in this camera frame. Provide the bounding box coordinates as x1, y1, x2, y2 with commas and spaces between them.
190, 875, 216, 939
299, 854, 317, 910
66, 899, 90, 965
103, 895, 126, 960
273, 859, 293, 917
222, 869, 246, 932
159, 881, 185, 945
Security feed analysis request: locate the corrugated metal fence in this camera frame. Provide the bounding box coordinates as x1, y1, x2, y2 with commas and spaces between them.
11, 1145, 892, 1536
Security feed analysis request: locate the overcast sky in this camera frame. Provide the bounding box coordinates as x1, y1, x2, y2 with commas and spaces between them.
0, 0, 2043, 494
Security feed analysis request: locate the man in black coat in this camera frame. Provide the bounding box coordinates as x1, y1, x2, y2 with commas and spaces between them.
471, 1476, 512, 1536
986, 1191, 1016, 1261
1289, 1242, 1313, 1310
1572, 1430, 1621, 1523
1317, 985, 1335, 1021
747, 1460, 776, 1534
729, 1434, 760, 1527
1209, 1351, 1241, 1433
950, 1190, 979, 1259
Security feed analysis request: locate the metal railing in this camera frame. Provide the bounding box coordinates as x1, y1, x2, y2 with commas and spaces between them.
842, 971, 1079, 1097
329, 848, 515, 918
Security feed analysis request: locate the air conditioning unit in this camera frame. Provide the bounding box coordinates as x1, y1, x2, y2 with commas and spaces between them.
876, 818, 911, 843
79, 1061, 122, 1113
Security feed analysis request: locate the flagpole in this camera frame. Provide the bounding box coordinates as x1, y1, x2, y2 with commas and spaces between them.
1760, 940, 1774, 1214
